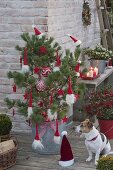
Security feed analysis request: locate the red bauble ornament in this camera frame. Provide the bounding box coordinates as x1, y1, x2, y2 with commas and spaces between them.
36, 79, 46, 91
34, 67, 40, 74
41, 66, 51, 77
38, 101, 43, 107
39, 46, 47, 54
41, 111, 47, 118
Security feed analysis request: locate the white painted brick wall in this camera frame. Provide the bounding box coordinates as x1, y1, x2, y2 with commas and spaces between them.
0, 0, 100, 131
48, 0, 100, 52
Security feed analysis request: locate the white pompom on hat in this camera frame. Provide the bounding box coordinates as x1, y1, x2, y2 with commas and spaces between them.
32, 123, 44, 150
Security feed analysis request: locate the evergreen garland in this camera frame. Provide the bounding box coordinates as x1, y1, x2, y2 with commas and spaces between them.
82, 0, 91, 26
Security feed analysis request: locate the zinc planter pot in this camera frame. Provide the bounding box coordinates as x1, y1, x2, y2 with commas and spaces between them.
90, 59, 106, 74
32, 121, 67, 155
98, 119, 113, 139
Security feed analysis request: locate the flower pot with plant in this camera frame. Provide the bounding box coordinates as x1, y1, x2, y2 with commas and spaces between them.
5, 29, 85, 154
96, 156, 113, 170
0, 114, 12, 142
84, 85, 113, 139
84, 45, 113, 74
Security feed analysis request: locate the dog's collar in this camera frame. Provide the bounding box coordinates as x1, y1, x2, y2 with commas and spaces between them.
87, 135, 98, 141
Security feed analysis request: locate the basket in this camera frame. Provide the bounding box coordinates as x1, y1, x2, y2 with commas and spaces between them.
0, 134, 10, 143
0, 138, 18, 169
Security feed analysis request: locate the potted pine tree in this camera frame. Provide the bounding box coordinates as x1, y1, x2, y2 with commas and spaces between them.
5, 26, 85, 154
0, 114, 12, 142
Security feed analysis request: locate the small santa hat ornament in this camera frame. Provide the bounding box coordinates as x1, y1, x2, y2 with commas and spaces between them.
59, 131, 74, 167
13, 84, 16, 92
75, 60, 81, 77
22, 47, 29, 73
67, 34, 81, 47
107, 58, 112, 68
32, 25, 44, 38
27, 91, 33, 118
58, 89, 64, 98
75, 60, 81, 72
20, 56, 22, 68
66, 77, 75, 105
54, 119, 61, 144
32, 123, 44, 150
53, 51, 61, 72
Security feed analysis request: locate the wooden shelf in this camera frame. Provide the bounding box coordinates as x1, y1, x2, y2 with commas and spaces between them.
78, 67, 113, 89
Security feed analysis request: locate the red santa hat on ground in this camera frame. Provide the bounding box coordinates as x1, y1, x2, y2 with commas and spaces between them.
54, 119, 61, 144
32, 25, 44, 38
59, 131, 74, 167
67, 34, 81, 47
32, 123, 44, 150
66, 76, 75, 105
22, 47, 29, 73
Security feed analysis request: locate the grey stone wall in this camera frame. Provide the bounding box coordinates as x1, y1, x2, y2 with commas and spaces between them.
0, 0, 100, 131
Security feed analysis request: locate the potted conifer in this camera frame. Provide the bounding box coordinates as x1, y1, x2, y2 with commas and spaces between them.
5, 26, 85, 154
0, 113, 12, 142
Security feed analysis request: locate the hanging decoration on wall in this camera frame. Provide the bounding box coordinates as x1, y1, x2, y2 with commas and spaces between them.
82, 0, 91, 26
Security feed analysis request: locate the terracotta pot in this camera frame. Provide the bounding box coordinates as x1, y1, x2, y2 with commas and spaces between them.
98, 119, 113, 139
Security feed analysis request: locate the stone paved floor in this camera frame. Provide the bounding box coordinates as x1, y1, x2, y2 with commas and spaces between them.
7, 124, 113, 170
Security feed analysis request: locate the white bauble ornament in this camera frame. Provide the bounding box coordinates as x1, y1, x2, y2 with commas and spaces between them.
36, 79, 46, 91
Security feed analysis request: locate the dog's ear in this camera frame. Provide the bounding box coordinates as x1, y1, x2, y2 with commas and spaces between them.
85, 119, 90, 122
87, 121, 93, 129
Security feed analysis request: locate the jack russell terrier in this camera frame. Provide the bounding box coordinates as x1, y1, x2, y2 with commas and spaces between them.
76, 119, 113, 165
